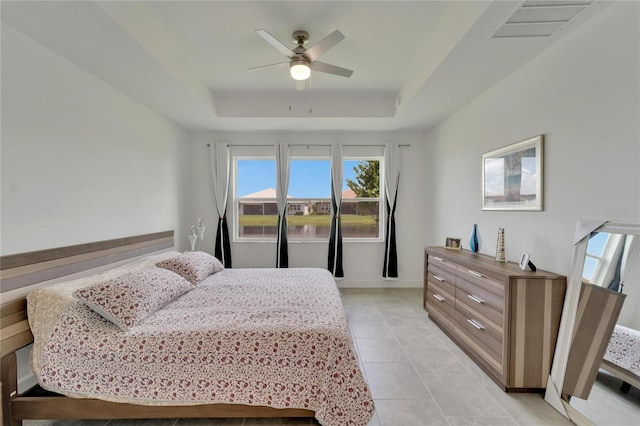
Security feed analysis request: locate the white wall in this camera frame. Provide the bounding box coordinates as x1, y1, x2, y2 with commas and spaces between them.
1, 23, 191, 256
424, 1, 639, 284
187, 131, 425, 288
1, 22, 193, 392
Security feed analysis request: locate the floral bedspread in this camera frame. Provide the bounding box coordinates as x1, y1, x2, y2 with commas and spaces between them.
30, 267, 374, 426
604, 324, 640, 377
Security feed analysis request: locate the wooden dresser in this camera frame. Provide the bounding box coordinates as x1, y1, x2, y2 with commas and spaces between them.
424, 246, 567, 391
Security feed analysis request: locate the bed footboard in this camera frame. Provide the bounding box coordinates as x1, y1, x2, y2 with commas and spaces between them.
2, 348, 313, 424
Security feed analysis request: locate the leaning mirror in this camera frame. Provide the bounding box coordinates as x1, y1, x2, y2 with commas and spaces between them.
545, 221, 640, 425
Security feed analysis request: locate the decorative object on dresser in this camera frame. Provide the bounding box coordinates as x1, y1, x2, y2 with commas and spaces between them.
495, 227, 506, 262
469, 224, 480, 253
519, 252, 537, 272
423, 246, 566, 391
445, 237, 462, 250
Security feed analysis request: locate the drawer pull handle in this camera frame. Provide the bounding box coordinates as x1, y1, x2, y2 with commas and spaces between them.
467, 294, 484, 304
467, 270, 483, 278
433, 256, 444, 262
433, 294, 445, 302
467, 319, 485, 330
433, 275, 445, 282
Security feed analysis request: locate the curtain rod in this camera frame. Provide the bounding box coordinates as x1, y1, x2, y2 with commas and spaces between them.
207, 143, 410, 148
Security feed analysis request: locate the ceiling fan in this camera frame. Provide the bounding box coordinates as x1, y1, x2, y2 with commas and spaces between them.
249, 29, 353, 90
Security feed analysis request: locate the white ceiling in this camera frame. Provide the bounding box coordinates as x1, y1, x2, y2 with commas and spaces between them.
1, 1, 610, 133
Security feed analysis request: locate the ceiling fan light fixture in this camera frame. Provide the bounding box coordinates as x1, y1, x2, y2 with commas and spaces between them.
290, 59, 311, 81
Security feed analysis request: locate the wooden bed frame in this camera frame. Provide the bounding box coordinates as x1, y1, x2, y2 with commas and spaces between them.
0, 231, 314, 426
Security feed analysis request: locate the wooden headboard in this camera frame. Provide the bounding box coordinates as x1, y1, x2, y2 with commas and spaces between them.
0, 231, 174, 357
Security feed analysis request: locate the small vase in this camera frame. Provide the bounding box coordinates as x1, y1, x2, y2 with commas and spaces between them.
496, 228, 506, 262
469, 224, 480, 253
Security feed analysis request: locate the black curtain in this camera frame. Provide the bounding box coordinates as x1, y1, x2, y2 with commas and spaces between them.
328, 181, 344, 277
276, 214, 288, 268
214, 214, 232, 267
383, 191, 398, 278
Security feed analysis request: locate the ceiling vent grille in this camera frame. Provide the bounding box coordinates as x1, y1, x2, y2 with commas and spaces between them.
492, 0, 594, 38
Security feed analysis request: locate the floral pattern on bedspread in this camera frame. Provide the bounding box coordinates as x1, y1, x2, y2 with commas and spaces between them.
604, 324, 640, 377
36, 268, 374, 426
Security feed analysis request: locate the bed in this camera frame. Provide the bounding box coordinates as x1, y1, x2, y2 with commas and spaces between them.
601, 324, 640, 393
0, 231, 374, 426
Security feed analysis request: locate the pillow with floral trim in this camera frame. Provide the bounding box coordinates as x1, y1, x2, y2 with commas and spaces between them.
74, 268, 193, 331
155, 251, 224, 285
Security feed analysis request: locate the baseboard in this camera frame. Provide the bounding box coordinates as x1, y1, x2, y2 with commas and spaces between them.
336, 279, 421, 288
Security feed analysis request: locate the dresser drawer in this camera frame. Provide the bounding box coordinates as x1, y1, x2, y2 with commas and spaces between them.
455, 306, 503, 374
428, 254, 457, 277
426, 288, 456, 331
455, 277, 504, 328
426, 284, 455, 311
456, 267, 504, 298
427, 271, 455, 300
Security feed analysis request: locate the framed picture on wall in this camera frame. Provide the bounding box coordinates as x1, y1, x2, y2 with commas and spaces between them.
482, 135, 544, 211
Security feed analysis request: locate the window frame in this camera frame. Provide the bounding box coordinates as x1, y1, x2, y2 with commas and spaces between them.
233, 156, 278, 243
341, 156, 384, 243
584, 233, 622, 285
232, 152, 385, 243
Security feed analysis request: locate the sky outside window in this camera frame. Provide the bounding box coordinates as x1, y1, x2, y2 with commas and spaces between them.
237, 159, 362, 197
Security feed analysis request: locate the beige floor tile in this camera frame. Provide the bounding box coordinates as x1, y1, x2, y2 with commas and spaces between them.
404, 345, 468, 375
421, 374, 508, 417
363, 362, 431, 400
560, 370, 640, 426
349, 318, 395, 339
375, 399, 448, 426
484, 386, 573, 426
390, 323, 443, 348
356, 338, 409, 362
445, 416, 517, 425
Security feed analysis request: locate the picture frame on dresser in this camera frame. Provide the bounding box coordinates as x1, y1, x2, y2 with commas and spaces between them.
482, 135, 544, 211
445, 237, 462, 250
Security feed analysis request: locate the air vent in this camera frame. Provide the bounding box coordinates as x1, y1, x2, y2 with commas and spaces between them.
492, 0, 593, 38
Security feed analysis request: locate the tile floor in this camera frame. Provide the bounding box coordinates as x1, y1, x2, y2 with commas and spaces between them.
21, 288, 634, 426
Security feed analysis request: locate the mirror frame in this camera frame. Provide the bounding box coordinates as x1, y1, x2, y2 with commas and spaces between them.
545, 220, 640, 425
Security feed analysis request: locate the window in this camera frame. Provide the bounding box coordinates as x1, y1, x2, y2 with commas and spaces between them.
235, 159, 278, 239
233, 149, 383, 242
287, 159, 332, 240
342, 159, 382, 239
583, 232, 622, 284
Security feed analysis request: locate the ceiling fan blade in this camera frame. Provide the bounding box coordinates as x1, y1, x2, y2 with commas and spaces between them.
303, 30, 345, 62
310, 61, 353, 78
255, 29, 295, 58
296, 80, 306, 91
247, 61, 289, 71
